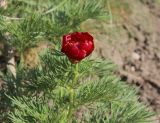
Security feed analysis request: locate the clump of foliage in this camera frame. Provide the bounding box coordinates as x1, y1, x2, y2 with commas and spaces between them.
0, 0, 153, 122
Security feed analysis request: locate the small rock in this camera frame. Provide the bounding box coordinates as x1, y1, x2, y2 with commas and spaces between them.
131, 66, 135, 71
132, 52, 140, 60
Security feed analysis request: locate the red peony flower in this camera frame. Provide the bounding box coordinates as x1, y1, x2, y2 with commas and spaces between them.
61, 32, 94, 63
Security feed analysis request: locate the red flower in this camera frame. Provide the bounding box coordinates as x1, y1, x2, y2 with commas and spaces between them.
61, 32, 94, 63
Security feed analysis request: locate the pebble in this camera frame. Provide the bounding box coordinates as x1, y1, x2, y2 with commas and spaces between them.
132, 52, 140, 60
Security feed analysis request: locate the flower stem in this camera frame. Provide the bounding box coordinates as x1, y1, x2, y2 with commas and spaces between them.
73, 64, 79, 85
67, 64, 79, 121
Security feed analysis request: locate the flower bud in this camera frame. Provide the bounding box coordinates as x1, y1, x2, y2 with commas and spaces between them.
61, 32, 94, 63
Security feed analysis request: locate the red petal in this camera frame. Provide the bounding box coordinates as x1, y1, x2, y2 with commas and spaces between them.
64, 43, 79, 59
61, 34, 72, 52
82, 32, 93, 41
86, 41, 94, 56
76, 50, 87, 60
79, 42, 90, 51
71, 32, 84, 42
63, 34, 72, 42
71, 32, 78, 41
79, 40, 94, 55
62, 34, 71, 47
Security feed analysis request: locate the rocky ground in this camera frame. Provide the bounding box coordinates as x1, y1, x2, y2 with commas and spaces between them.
82, 0, 160, 122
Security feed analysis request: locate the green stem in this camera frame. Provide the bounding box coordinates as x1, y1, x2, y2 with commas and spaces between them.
67, 64, 79, 121
68, 89, 73, 117
73, 64, 79, 85
67, 88, 74, 122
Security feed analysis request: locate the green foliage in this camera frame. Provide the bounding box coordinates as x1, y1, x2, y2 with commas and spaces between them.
2, 15, 46, 53
4, 50, 153, 123
0, 0, 154, 123
0, 0, 108, 53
